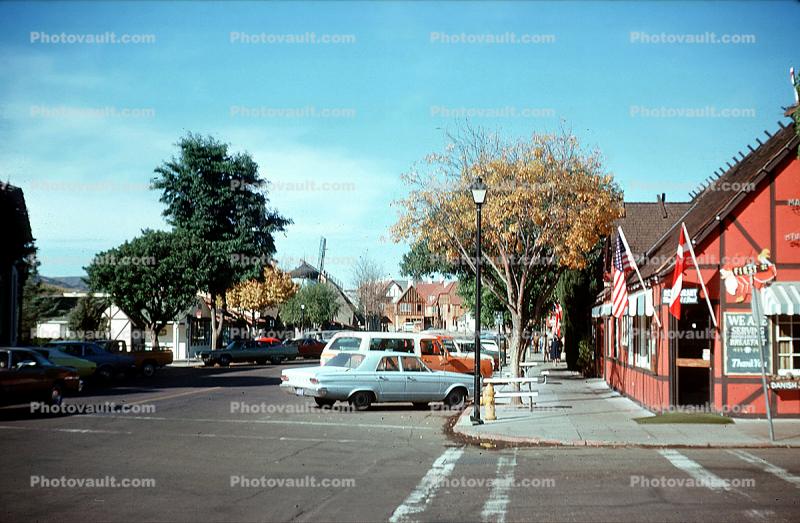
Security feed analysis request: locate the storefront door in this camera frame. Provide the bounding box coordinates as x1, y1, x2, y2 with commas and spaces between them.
674, 304, 713, 406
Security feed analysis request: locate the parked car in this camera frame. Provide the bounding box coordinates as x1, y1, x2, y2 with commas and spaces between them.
452, 339, 499, 369
0, 348, 82, 406
280, 351, 474, 410
423, 335, 493, 378
198, 340, 299, 367
45, 341, 136, 380
95, 340, 173, 378
255, 337, 282, 345
286, 338, 326, 359
30, 347, 97, 378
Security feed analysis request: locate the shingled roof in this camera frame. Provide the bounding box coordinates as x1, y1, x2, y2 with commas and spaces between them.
615, 200, 692, 259
639, 122, 799, 280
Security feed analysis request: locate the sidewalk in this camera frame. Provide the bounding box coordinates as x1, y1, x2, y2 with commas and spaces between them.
455, 355, 800, 448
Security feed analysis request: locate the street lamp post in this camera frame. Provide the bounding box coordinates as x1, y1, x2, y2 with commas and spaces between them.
470, 176, 487, 426
300, 304, 306, 337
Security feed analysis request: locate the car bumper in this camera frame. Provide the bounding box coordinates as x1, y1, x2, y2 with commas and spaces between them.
280, 383, 328, 398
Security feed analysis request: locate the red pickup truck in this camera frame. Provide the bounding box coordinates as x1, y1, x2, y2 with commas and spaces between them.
95, 340, 173, 377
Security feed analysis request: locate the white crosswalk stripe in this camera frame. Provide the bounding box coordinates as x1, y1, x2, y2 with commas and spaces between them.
728, 450, 800, 488
389, 446, 464, 523
481, 449, 518, 523
658, 449, 733, 492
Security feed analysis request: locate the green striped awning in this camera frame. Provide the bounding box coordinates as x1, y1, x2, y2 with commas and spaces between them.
760, 282, 800, 315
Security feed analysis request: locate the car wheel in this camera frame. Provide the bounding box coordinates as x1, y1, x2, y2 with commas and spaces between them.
314, 398, 336, 408
219, 355, 231, 367
412, 402, 429, 410
47, 384, 64, 406
444, 388, 467, 410
97, 365, 114, 381
141, 362, 156, 378
202, 360, 213, 367
348, 391, 372, 411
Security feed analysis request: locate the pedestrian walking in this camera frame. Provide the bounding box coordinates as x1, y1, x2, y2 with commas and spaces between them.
550, 336, 562, 365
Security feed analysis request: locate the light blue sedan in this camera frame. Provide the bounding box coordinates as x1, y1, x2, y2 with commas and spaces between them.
280, 351, 474, 410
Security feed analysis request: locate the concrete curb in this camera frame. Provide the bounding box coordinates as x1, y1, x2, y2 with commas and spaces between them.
450, 406, 800, 449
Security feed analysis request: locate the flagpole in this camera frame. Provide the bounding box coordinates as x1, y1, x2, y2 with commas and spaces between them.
681, 222, 718, 328
617, 226, 661, 328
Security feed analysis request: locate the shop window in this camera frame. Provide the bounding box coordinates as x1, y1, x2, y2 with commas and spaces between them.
776, 315, 800, 373
633, 315, 654, 369
616, 316, 632, 361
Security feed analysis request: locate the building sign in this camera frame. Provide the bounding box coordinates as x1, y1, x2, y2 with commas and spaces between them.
661, 288, 698, 305
769, 380, 799, 390
724, 312, 771, 375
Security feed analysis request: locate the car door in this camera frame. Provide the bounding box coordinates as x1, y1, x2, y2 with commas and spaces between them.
374, 356, 405, 401
401, 356, 442, 401
9, 351, 46, 396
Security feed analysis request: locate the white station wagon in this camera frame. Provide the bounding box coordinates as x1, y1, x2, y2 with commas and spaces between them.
280, 351, 475, 411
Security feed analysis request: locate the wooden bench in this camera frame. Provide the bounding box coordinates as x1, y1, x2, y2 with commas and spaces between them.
484, 377, 541, 411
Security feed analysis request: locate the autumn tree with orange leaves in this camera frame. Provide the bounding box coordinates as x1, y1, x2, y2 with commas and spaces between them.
227, 264, 298, 335
392, 126, 623, 380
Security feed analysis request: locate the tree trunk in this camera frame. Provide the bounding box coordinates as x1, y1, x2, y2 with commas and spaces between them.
210, 292, 225, 350
508, 311, 527, 404
149, 324, 160, 351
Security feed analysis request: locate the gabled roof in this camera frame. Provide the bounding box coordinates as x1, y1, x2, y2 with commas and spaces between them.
640, 122, 799, 280
289, 260, 320, 280
615, 201, 692, 259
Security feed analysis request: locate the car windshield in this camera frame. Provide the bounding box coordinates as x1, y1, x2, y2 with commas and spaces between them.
323, 353, 365, 369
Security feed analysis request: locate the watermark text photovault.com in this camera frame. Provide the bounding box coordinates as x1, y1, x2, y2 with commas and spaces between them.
30, 31, 156, 45
629, 31, 756, 45
630, 105, 756, 119
31, 476, 156, 488
231, 475, 356, 488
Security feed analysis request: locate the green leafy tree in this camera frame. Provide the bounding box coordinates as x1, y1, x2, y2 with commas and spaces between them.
554, 242, 605, 371
151, 133, 289, 349
280, 283, 340, 329
68, 295, 109, 340
86, 230, 200, 350
20, 258, 63, 343
399, 240, 455, 281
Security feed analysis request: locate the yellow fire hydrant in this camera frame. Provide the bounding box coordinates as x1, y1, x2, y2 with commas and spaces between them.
482, 382, 496, 421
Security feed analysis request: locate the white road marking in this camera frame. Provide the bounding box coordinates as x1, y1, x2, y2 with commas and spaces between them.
743, 509, 776, 521
390, 446, 465, 523
481, 449, 518, 523
658, 449, 732, 492
77, 414, 434, 431
0, 425, 131, 435
125, 387, 222, 405
0, 424, 361, 444
729, 450, 800, 488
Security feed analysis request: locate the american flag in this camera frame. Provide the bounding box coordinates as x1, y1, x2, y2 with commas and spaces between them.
611, 234, 631, 318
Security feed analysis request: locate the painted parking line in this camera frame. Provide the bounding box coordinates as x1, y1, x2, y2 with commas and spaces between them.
390, 447, 465, 523
481, 449, 518, 523
658, 449, 733, 492
77, 414, 435, 431
0, 425, 132, 435
124, 387, 222, 405
728, 450, 800, 488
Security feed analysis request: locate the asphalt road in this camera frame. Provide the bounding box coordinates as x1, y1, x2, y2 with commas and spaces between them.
1, 362, 798, 522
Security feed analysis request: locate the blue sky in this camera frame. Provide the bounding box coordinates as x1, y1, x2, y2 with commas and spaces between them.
1, 1, 797, 284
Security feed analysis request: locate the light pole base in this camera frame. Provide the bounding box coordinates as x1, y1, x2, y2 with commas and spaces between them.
470, 415, 484, 426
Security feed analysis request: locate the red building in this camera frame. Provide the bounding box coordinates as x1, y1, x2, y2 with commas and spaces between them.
593, 121, 800, 417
